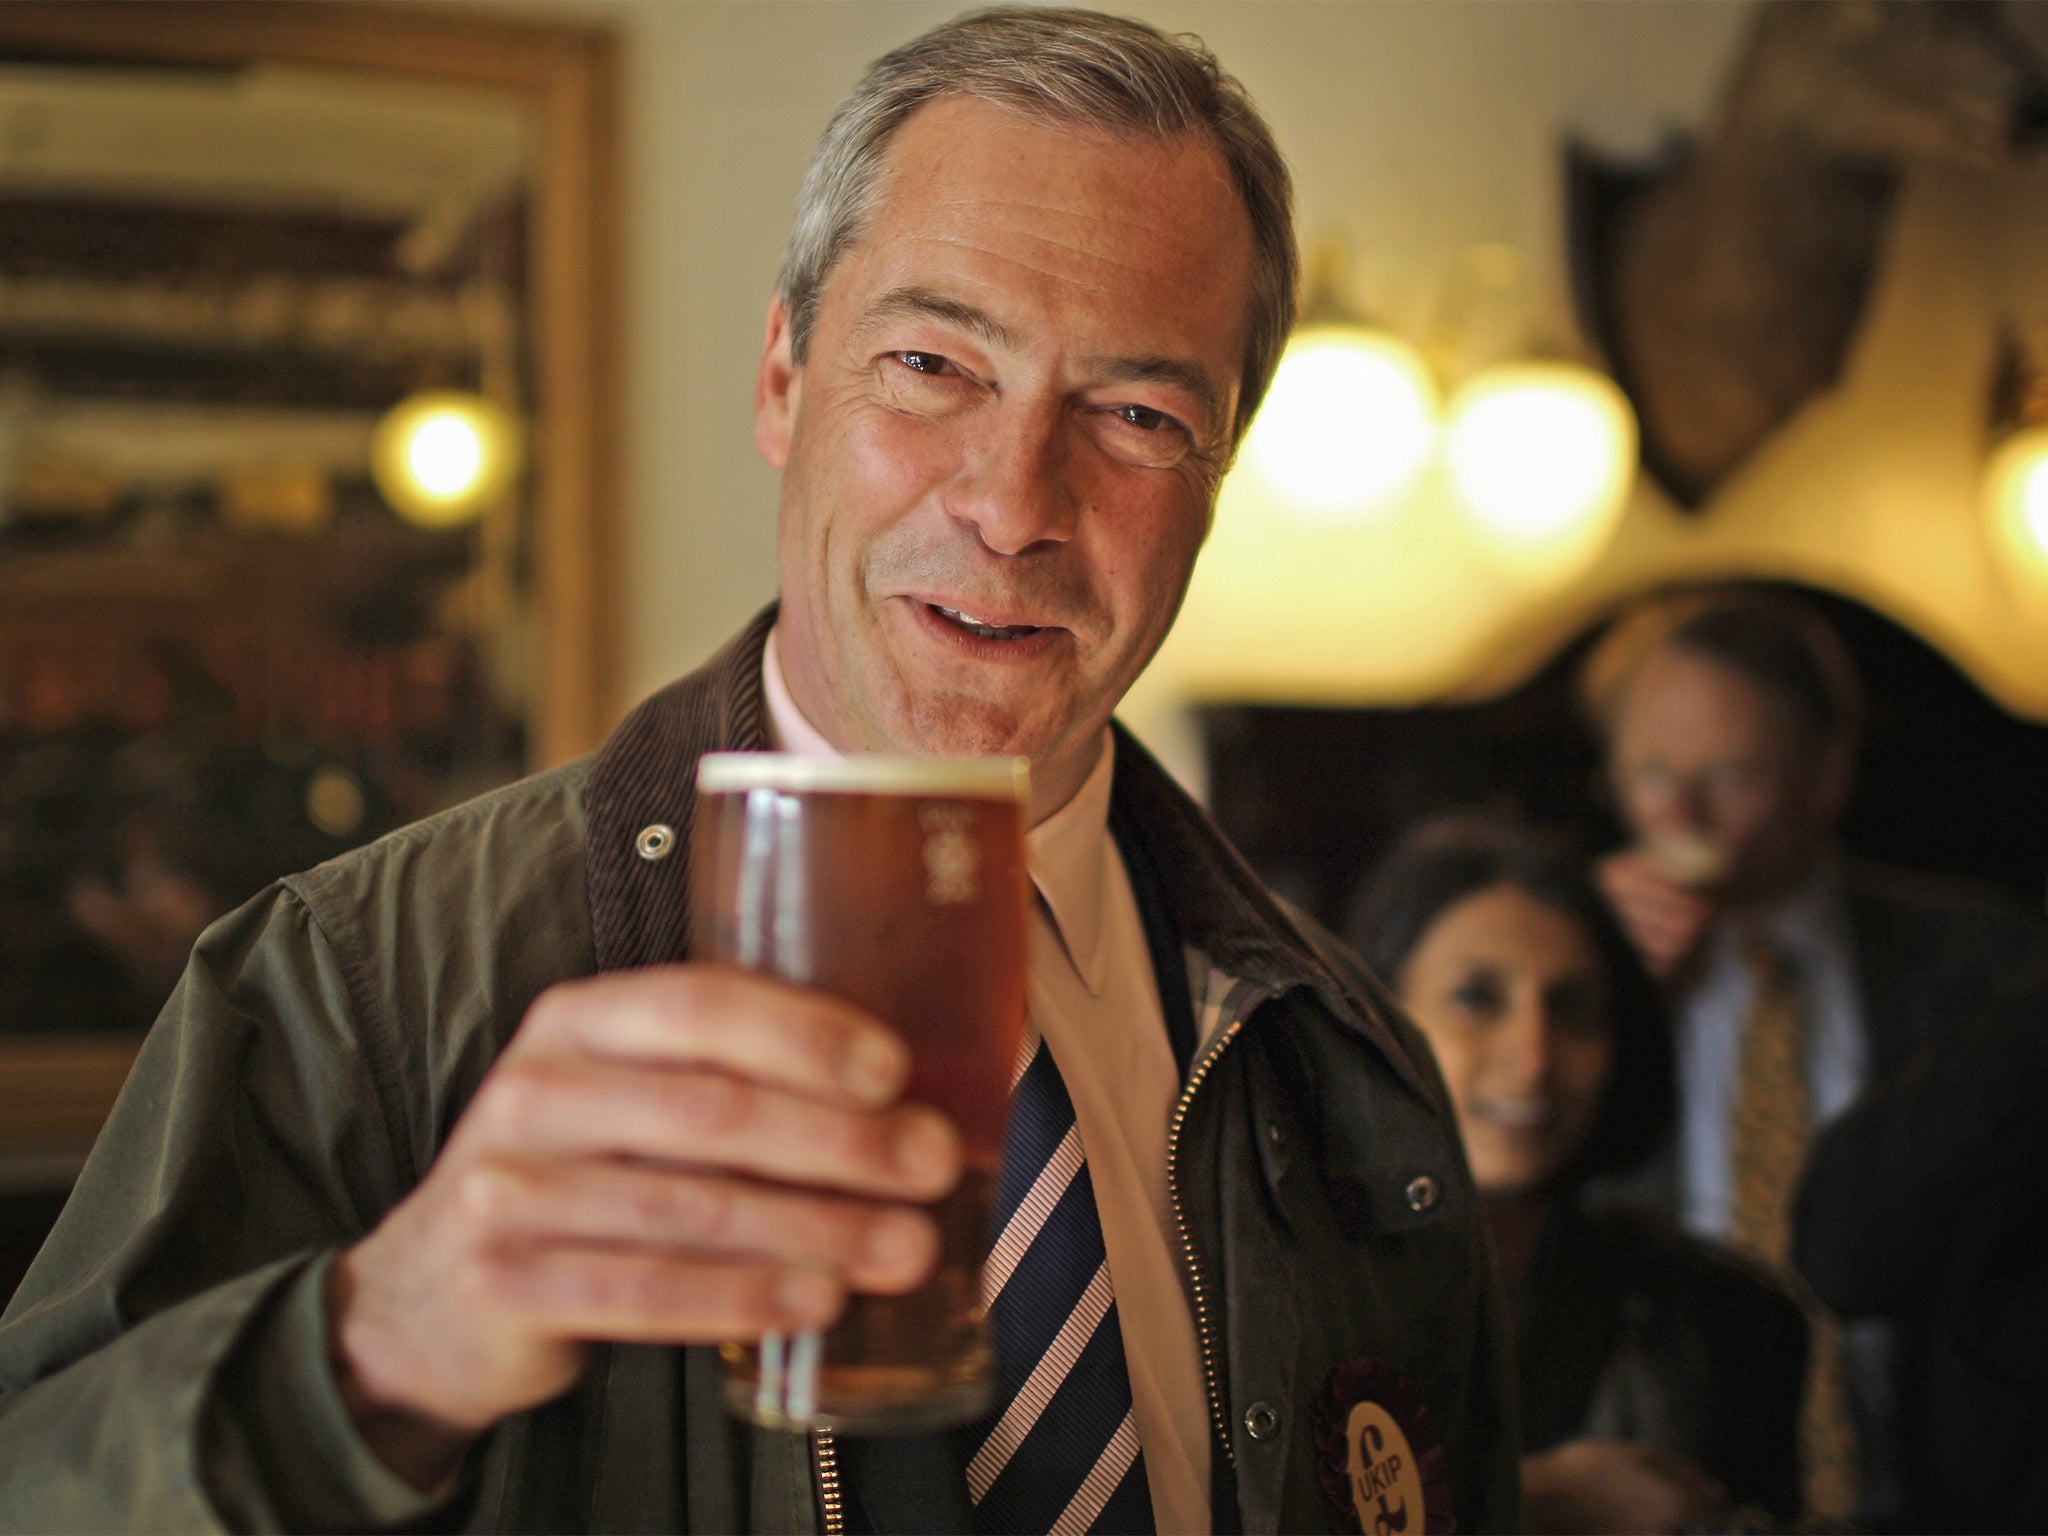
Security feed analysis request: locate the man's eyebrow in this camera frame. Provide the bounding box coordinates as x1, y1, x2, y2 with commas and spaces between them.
1090, 355, 1225, 437
851, 290, 1226, 437
851, 287, 1016, 350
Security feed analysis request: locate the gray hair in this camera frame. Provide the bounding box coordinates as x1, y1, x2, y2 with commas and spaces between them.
776, 6, 1298, 445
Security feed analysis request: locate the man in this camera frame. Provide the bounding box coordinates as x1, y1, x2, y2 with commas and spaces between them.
1586, 585, 2044, 1528
0, 11, 1517, 1533
1795, 965, 2048, 1534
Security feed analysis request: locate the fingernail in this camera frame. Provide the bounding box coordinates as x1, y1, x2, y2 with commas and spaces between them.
844, 1031, 906, 1100
892, 1108, 959, 1188
777, 1268, 840, 1322
865, 1210, 934, 1275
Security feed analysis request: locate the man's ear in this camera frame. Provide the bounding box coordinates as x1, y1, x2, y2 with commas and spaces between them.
754, 295, 799, 468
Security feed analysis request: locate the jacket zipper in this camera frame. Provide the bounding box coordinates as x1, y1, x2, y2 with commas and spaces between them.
811, 1428, 846, 1534
810, 1004, 1251, 1525
1165, 1013, 1249, 1470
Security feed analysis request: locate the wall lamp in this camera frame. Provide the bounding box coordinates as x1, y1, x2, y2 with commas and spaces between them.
1985, 330, 2048, 604
1244, 323, 1439, 520
1985, 427, 2048, 589
1444, 360, 1637, 579
371, 389, 522, 529
1239, 242, 1637, 584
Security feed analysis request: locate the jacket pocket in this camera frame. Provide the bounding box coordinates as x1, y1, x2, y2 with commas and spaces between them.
1275, 1004, 1461, 1242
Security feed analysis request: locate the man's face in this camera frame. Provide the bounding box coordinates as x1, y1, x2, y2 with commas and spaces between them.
755, 96, 1254, 816
1609, 643, 1849, 900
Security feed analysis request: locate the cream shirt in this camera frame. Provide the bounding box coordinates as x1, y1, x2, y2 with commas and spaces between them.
760, 629, 1211, 1534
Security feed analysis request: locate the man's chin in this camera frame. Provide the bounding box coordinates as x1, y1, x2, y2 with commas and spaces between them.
900, 691, 1060, 762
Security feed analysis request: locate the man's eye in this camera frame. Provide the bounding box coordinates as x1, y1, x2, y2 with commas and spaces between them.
1702, 762, 1768, 800
1092, 402, 1195, 470
1626, 764, 1674, 800
1116, 403, 1173, 432
878, 351, 977, 417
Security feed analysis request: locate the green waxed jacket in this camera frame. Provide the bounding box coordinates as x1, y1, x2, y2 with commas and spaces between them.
0, 609, 1520, 1534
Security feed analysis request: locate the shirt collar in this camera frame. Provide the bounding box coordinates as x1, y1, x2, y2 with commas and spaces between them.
761, 627, 842, 758
1026, 730, 1117, 997
761, 625, 1116, 997
1712, 844, 1849, 967
1763, 844, 1850, 957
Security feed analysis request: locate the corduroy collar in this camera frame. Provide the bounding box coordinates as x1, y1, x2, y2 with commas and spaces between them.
584, 606, 774, 976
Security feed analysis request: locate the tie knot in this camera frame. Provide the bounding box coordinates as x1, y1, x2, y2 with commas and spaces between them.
1737, 919, 1793, 987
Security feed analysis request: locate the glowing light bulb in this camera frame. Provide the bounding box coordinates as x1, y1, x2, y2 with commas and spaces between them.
371, 390, 521, 528
2025, 463, 2048, 556
1444, 362, 1636, 579
407, 413, 487, 500
1244, 327, 1439, 521
1983, 424, 2048, 592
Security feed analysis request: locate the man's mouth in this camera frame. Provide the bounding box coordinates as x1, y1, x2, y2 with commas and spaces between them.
927, 603, 1046, 642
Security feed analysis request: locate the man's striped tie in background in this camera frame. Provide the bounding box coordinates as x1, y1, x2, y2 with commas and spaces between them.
968, 1037, 1154, 1535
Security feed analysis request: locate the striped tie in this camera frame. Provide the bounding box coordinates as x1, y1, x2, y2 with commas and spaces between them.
968, 1037, 1154, 1535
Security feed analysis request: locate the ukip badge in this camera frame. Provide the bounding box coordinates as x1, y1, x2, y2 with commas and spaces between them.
1312, 1358, 1453, 1535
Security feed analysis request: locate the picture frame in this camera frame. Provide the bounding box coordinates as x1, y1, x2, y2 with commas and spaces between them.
0, 0, 620, 1187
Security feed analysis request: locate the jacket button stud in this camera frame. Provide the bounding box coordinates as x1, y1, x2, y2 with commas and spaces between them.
1243, 1401, 1281, 1441
636, 823, 676, 861
1266, 1121, 1285, 1150
1405, 1174, 1440, 1212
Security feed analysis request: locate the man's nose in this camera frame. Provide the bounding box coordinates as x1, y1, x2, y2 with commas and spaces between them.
1635, 769, 1713, 833
1672, 779, 1719, 832
947, 405, 1078, 555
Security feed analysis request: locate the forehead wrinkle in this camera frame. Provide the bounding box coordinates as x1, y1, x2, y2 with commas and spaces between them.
904, 161, 1246, 279
943, 206, 1231, 286
937, 185, 1225, 237
849, 285, 1018, 352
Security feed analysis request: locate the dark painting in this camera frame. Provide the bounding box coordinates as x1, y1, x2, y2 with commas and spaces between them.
0, 63, 535, 1039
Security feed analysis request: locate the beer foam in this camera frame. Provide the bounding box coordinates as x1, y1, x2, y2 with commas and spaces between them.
696, 751, 1030, 801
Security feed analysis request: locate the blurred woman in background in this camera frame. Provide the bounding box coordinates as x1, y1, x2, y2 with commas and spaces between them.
1351, 817, 1806, 1534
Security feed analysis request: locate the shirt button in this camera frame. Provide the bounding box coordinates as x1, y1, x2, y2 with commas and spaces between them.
635, 823, 676, 861
1405, 1174, 1440, 1212
1243, 1400, 1282, 1441
1266, 1121, 1286, 1151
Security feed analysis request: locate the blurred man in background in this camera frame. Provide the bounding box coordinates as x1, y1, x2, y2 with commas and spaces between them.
1585, 585, 2044, 1529
1795, 962, 2048, 1534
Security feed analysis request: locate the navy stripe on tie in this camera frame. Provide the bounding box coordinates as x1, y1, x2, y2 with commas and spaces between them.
993, 1046, 1080, 1216
969, 1038, 1153, 1535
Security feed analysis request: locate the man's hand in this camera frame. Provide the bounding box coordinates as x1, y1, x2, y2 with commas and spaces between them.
328, 965, 961, 1491
1597, 849, 1717, 982
1522, 1440, 1729, 1535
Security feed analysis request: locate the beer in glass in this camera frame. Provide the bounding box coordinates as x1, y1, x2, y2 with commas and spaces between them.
690, 751, 1030, 1433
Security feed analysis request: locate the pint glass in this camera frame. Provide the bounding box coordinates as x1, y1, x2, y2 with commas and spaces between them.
689, 752, 1031, 1434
